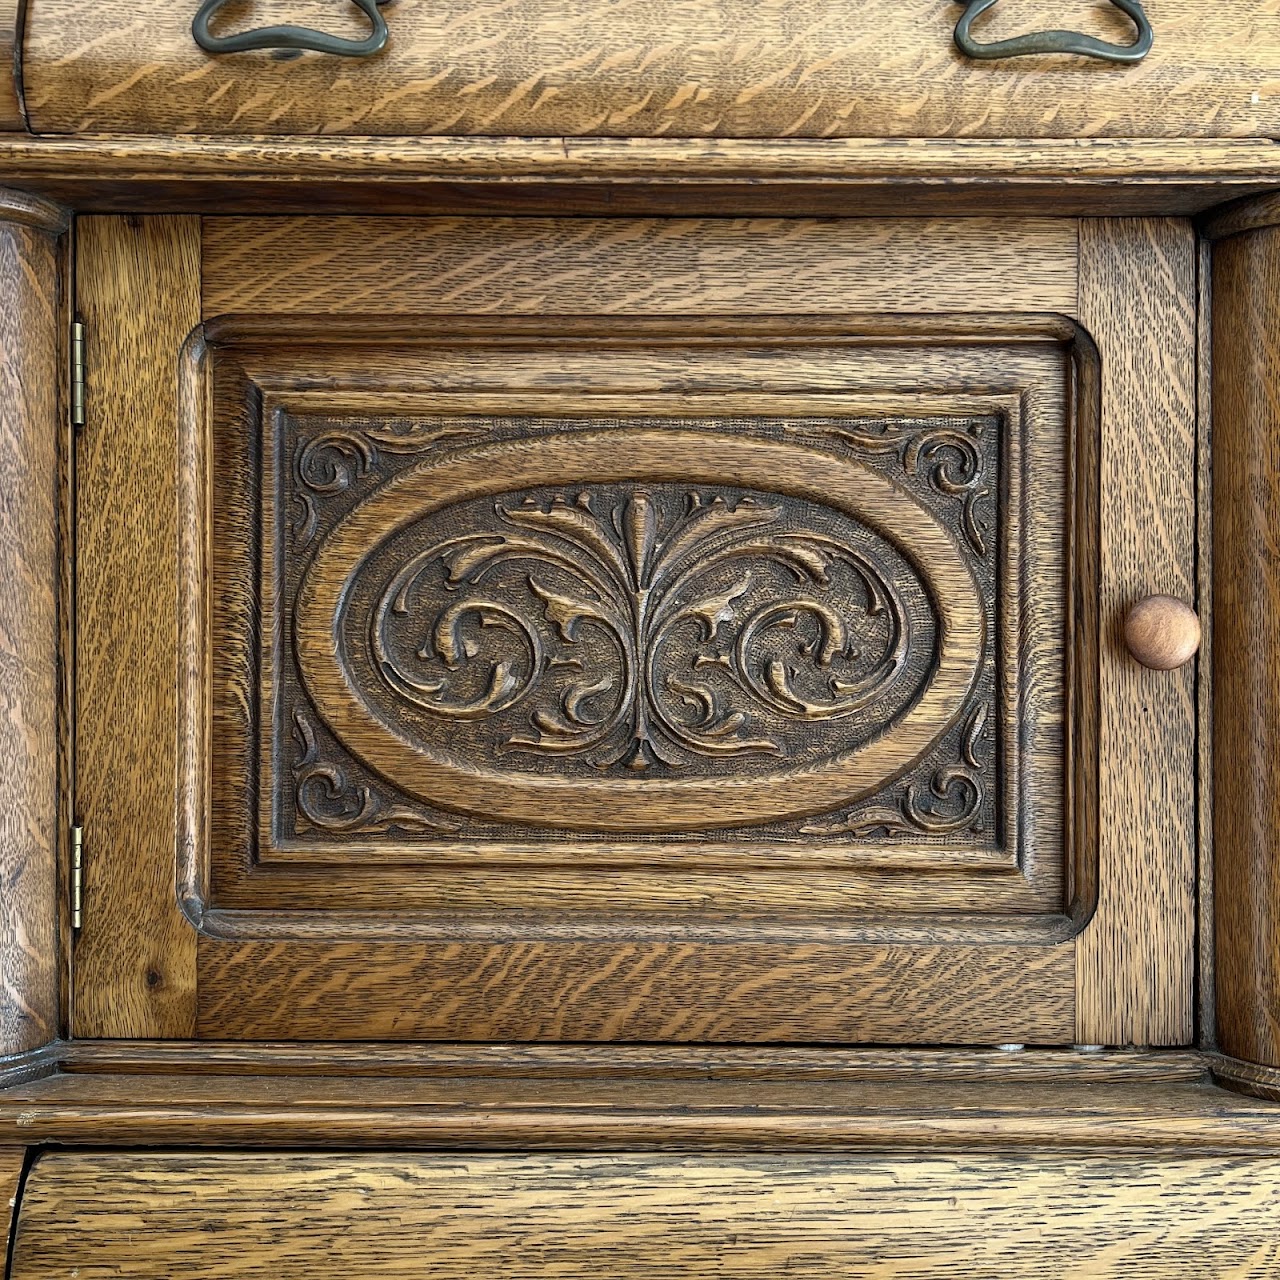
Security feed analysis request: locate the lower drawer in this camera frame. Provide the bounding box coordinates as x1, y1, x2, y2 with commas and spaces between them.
11, 1151, 1280, 1278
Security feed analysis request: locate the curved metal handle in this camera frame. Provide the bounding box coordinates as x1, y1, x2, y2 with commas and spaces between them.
193, 0, 391, 56
955, 0, 1153, 63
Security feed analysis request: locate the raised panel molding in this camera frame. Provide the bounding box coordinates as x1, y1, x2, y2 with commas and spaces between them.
290, 425, 983, 833
182, 314, 1097, 932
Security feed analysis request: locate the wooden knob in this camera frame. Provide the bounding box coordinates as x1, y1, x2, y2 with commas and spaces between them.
1123, 595, 1201, 670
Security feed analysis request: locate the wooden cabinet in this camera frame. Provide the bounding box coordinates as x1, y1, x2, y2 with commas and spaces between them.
63, 213, 1197, 1046
10, 4, 1280, 1273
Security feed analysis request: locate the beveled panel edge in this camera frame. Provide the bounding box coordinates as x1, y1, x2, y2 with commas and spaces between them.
180, 312, 1096, 934
177, 311, 1097, 940
1066, 316, 1102, 934
200, 311, 1086, 349
176, 323, 211, 932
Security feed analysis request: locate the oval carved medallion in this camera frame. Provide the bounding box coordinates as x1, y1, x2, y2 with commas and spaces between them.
295, 429, 985, 831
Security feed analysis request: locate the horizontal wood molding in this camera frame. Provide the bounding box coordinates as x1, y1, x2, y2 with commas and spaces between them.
0, 194, 62, 1059
1208, 1055, 1280, 1104
1, 136, 1280, 218
16, 1148, 1280, 1279
47, 1041, 1211, 1082
8, 1048, 1280, 1153
1212, 215, 1280, 1074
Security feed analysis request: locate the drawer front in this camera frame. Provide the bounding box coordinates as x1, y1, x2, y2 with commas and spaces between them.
69, 214, 1196, 1046
22, 0, 1280, 140
13, 1151, 1280, 1279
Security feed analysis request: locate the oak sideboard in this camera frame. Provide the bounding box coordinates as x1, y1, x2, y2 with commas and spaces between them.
6, 1, 1280, 1274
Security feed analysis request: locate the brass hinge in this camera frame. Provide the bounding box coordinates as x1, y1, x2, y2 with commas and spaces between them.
70, 824, 84, 932
70, 319, 86, 430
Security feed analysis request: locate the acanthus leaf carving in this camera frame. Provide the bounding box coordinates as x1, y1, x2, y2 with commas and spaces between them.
369, 486, 917, 773
280, 418, 994, 836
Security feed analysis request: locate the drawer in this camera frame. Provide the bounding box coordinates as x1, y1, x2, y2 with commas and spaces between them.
12, 1150, 1280, 1279
21, 0, 1280, 140
65, 213, 1198, 1046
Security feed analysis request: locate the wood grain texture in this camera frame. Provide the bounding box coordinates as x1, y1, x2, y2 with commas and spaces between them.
1212, 222, 1280, 1072
73, 216, 201, 1038
179, 311, 1088, 1043
0, 1146, 25, 1267
195, 937, 1075, 1043
12, 1048, 1280, 1151
0, 195, 61, 1059
1075, 219, 1196, 1046
48, 1040, 1209, 1081
0, 1, 24, 132
202, 216, 1079, 319
3, 135, 1280, 219
21, 0, 1280, 140
13, 1149, 1280, 1280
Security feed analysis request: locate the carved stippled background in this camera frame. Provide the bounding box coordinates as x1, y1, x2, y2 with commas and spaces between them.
274, 413, 1001, 845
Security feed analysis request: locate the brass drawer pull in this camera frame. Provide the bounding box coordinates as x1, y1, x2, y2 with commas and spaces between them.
954, 0, 1153, 63
192, 0, 391, 56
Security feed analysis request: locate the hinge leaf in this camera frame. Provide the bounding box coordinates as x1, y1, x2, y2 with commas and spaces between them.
70, 319, 86, 430
71, 824, 83, 932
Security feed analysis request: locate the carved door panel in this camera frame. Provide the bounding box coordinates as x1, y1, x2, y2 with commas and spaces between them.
71, 216, 1197, 1045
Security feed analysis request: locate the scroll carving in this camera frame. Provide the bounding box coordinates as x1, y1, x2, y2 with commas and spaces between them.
292, 709, 457, 836
370, 486, 917, 772
273, 413, 999, 839
293, 420, 488, 546
786, 418, 992, 557
801, 705, 989, 837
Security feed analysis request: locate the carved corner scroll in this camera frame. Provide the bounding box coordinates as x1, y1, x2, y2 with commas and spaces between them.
198, 317, 1094, 920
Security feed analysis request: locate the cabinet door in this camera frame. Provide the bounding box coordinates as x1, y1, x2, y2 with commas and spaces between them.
71, 215, 1197, 1044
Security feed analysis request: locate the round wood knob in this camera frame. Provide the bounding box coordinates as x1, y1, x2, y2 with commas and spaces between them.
1123, 595, 1201, 670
